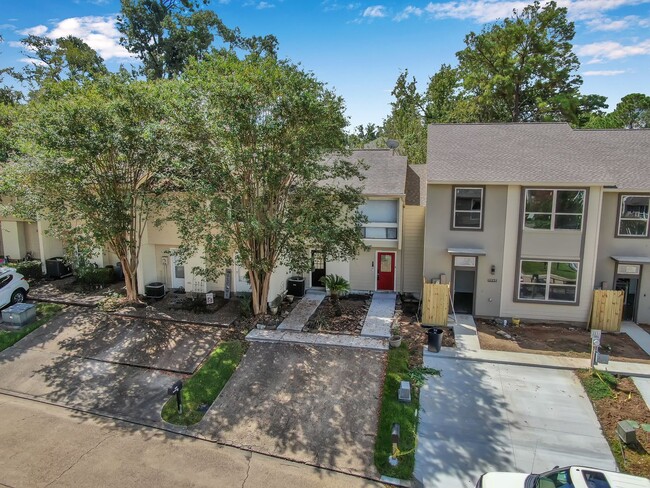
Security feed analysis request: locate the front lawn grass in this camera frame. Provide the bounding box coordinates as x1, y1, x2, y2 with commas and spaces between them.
161, 340, 245, 426
0, 303, 64, 352
374, 343, 439, 480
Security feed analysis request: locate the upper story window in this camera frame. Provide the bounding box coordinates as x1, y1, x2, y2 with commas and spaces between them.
360, 199, 398, 240
524, 189, 585, 231
453, 187, 484, 229
618, 195, 649, 237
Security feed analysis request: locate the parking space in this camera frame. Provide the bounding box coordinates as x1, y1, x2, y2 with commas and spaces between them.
0, 307, 222, 424
415, 356, 616, 488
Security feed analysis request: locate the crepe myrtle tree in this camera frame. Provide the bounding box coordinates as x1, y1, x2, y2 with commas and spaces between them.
5, 74, 174, 302
167, 52, 367, 315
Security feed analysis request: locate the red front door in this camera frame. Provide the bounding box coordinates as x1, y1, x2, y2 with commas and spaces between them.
377, 252, 395, 291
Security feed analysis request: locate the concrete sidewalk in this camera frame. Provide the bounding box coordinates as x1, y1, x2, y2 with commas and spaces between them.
277, 289, 326, 331
360, 292, 396, 339
247, 328, 388, 350
622, 322, 650, 355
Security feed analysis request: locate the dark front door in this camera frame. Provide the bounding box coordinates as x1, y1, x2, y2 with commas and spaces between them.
615, 277, 639, 322
377, 252, 395, 291
453, 269, 475, 314
311, 250, 326, 287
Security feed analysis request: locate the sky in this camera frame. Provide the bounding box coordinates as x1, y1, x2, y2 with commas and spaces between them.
1, 0, 649, 128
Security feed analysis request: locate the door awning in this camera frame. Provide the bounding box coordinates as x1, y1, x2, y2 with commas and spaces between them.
447, 248, 487, 256
610, 256, 650, 264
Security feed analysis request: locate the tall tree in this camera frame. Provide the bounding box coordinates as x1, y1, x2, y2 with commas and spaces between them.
14, 35, 107, 97
424, 63, 479, 123
383, 71, 427, 164
117, 0, 277, 80
168, 53, 366, 315
348, 123, 380, 148
4, 76, 173, 301
612, 93, 650, 129
0, 36, 21, 105
456, 1, 581, 122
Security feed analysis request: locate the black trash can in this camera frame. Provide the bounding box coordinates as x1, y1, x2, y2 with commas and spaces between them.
427, 327, 444, 353
287, 276, 305, 297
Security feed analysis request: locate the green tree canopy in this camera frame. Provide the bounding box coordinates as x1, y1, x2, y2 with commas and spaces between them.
3, 75, 174, 301
117, 0, 277, 80
167, 52, 366, 314
382, 70, 427, 164
13, 35, 108, 98
612, 93, 650, 129
456, 0, 581, 122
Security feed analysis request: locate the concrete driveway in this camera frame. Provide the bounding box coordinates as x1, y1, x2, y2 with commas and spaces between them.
415, 356, 616, 488
0, 307, 222, 424
192, 342, 386, 477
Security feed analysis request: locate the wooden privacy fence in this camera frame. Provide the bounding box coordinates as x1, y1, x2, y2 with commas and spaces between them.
590, 289, 624, 332
422, 281, 450, 326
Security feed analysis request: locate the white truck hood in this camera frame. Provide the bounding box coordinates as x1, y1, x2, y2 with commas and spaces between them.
480, 472, 530, 488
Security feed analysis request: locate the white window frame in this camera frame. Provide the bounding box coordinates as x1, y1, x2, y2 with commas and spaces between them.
362, 222, 398, 240
523, 188, 585, 231
453, 187, 484, 229
617, 194, 650, 237
518, 259, 579, 303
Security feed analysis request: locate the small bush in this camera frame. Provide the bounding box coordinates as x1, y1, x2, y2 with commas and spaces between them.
581, 370, 618, 400
16, 260, 43, 281
77, 267, 115, 286
239, 292, 252, 318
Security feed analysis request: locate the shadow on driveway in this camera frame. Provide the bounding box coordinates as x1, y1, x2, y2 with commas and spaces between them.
0, 307, 223, 425
192, 342, 386, 478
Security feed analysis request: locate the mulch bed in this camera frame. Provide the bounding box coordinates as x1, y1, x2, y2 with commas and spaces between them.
477, 318, 650, 364
244, 295, 303, 330
304, 294, 371, 335
577, 371, 650, 477
396, 297, 455, 369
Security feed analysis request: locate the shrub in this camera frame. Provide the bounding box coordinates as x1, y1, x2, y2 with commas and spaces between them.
239, 292, 252, 318
16, 260, 44, 281
77, 267, 115, 286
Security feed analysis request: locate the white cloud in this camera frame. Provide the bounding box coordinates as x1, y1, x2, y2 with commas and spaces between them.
576, 39, 650, 61
21, 16, 133, 60
582, 69, 626, 75
19, 57, 47, 66
19, 25, 48, 36
586, 14, 650, 31
256, 1, 275, 8
363, 5, 387, 18
394, 6, 424, 21
322, 1, 359, 11
408, 0, 650, 23
8, 41, 24, 48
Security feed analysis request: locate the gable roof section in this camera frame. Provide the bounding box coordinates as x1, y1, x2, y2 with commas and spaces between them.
324, 149, 408, 196
426, 123, 649, 187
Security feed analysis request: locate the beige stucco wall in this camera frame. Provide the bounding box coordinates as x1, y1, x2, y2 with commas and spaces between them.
423, 184, 507, 318
595, 192, 650, 324
402, 205, 425, 294
500, 186, 602, 323
349, 248, 402, 292
1, 221, 26, 259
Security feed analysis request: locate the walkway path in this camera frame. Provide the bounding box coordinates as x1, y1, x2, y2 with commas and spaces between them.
248, 290, 394, 351
360, 292, 396, 339
277, 289, 325, 331
622, 322, 650, 355
436, 314, 650, 378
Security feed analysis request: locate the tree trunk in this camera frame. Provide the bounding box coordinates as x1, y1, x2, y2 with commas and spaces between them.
332, 293, 342, 317
120, 256, 139, 302
249, 270, 271, 315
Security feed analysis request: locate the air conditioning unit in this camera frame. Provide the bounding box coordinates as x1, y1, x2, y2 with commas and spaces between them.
145, 282, 165, 299
45, 257, 72, 279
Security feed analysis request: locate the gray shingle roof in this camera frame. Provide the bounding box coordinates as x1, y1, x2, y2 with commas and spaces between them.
325, 149, 407, 196
427, 123, 650, 189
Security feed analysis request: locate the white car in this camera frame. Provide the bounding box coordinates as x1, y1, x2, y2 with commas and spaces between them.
476, 465, 650, 488
0, 267, 30, 309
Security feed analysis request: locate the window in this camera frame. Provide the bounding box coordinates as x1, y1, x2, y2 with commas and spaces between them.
524, 189, 585, 230
0, 274, 12, 290
618, 195, 649, 237
453, 187, 483, 229
361, 199, 398, 240
519, 260, 579, 302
